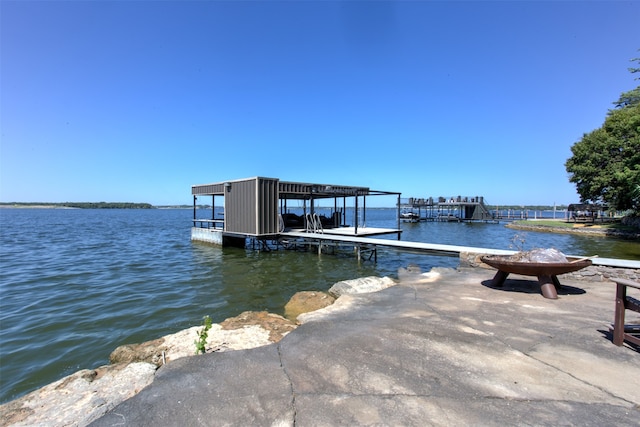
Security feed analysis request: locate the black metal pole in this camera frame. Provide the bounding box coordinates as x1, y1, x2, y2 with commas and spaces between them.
363, 195, 366, 227
354, 194, 358, 235
397, 194, 401, 239
343, 197, 346, 226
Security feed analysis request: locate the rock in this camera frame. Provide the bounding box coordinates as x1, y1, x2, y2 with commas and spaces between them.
300, 276, 398, 324
328, 276, 396, 297
109, 337, 167, 366
297, 294, 359, 324
220, 311, 297, 342
397, 265, 443, 283
284, 291, 336, 323
110, 312, 297, 367
108, 328, 203, 366
0, 362, 157, 427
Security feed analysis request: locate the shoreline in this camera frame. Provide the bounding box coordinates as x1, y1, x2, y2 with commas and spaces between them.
5, 266, 639, 426
2, 263, 638, 426
505, 221, 640, 240
0, 276, 393, 426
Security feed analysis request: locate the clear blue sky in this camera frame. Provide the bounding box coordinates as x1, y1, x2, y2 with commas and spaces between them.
1, 1, 638, 207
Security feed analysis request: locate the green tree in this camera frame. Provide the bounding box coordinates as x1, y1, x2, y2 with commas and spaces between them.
565, 57, 640, 212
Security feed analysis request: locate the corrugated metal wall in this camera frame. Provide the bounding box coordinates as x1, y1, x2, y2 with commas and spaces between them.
225, 179, 257, 234
224, 177, 279, 236
257, 178, 279, 235
192, 183, 225, 195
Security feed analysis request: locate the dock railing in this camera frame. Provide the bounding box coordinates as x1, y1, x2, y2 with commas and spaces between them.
193, 219, 225, 230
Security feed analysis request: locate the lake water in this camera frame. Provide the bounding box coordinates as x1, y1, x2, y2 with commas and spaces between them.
1, 208, 638, 404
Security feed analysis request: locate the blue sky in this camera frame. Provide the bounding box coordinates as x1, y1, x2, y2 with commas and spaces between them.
1, 1, 638, 207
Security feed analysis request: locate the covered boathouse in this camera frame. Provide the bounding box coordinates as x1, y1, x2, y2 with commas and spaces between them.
191, 177, 402, 250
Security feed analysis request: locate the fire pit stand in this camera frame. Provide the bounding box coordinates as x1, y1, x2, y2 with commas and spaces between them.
481, 256, 593, 299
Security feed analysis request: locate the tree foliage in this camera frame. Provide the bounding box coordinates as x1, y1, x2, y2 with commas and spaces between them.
565, 57, 640, 213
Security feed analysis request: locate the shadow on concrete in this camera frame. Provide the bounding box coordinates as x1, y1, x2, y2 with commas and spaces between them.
481, 278, 586, 296
598, 328, 640, 353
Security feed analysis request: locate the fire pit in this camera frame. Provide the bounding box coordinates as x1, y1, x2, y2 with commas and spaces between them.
481, 254, 592, 299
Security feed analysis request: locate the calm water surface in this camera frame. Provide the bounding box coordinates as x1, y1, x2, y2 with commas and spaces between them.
1, 208, 638, 403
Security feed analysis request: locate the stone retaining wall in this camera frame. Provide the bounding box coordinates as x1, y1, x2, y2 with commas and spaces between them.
459, 252, 639, 282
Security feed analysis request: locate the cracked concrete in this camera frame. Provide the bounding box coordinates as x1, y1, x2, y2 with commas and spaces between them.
90, 267, 639, 426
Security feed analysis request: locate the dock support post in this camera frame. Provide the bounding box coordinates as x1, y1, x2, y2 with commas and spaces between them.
363, 196, 366, 227
355, 195, 359, 235
396, 194, 401, 240
193, 195, 197, 223
343, 197, 346, 226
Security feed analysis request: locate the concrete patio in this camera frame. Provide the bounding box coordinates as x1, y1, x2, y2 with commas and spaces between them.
91, 267, 639, 426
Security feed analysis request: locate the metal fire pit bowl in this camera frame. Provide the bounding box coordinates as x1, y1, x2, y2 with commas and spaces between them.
481, 255, 592, 299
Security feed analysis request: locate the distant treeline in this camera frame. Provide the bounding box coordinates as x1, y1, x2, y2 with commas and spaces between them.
1, 202, 572, 211
1, 202, 154, 209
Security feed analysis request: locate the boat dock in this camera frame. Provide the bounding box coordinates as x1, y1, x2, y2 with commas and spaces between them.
399, 196, 496, 223
191, 177, 403, 250
190, 177, 639, 268
190, 177, 509, 261
274, 230, 638, 269
277, 230, 513, 262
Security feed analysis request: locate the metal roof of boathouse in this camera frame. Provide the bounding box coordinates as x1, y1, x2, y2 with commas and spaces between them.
192, 177, 396, 199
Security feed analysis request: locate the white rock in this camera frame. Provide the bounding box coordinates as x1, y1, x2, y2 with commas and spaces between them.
328, 276, 396, 297
160, 324, 272, 361
297, 294, 358, 324
398, 266, 442, 284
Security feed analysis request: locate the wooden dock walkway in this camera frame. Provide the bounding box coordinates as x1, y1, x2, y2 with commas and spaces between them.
281, 230, 513, 258
279, 231, 640, 269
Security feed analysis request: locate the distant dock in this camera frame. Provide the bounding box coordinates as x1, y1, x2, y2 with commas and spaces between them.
399, 196, 497, 223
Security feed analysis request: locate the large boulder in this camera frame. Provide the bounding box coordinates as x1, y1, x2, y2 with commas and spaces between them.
220, 311, 297, 342
284, 291, 336, 323
0, 362, 156, 427
110, 311, 297, 367
328, 276, 396, 297
397, 265, 445, 283
109, 337, 167, 366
